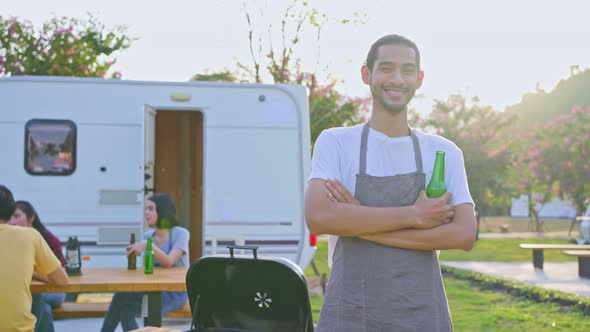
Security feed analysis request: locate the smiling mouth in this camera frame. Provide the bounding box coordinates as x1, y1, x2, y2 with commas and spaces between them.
383, 85, 408, 93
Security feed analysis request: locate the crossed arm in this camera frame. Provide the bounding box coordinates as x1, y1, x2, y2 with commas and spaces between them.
305, 178, 476, 251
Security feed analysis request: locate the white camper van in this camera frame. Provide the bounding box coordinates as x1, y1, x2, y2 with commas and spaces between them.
0, 76, 315, 270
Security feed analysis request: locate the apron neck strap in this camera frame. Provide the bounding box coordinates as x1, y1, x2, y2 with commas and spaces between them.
359, 121, 423, 175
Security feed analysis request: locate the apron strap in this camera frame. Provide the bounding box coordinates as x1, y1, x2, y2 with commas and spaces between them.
359, 122, 424, 175
410, 129, 423, 174
359, 122, 370, 175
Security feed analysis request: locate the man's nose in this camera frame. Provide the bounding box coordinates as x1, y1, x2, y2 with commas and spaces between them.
388, 69, 405, 85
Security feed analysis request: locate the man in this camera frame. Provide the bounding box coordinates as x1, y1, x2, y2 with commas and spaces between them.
0, 185, 68, 332
305, 35, 476, 331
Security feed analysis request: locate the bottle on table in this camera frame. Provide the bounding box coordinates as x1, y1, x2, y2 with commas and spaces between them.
144, 237, 154, 274
127, 233, 137, 270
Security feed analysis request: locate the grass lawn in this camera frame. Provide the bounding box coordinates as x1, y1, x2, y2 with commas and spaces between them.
440, 238, 577, 262
445, 276, 590, 331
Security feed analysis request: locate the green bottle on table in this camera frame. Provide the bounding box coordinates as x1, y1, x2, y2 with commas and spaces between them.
426, 151, 447, 198
144, 237, 154, 274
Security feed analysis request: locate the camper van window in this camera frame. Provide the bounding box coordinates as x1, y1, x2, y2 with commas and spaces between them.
24, 119, 77, 176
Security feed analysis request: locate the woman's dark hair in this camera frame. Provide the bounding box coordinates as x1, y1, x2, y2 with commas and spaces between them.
148, 193, 178, 229
14, 200, 51, 241
365, 34, 421, 72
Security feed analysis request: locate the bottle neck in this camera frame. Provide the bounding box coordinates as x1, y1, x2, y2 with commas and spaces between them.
432, 154, 445, 181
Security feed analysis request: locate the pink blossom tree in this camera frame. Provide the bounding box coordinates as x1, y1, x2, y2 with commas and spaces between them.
527, 106, 590, 222
412, 95, 516, 234
0, 15, 132, 78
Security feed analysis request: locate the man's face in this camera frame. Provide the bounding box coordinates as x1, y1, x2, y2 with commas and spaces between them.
362, 43, 424, 114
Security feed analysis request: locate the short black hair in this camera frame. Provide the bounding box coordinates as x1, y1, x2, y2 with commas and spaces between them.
0, 185, 16, 221
365, 34, 421, 72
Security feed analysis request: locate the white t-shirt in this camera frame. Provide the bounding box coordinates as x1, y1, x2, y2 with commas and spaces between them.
309, 123, 474, 267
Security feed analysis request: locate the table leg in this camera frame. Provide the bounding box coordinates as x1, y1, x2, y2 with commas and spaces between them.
568, 220, 577, 237
144, 292, 162, 327
579, 257, 590, 278
533, 250, 544, 269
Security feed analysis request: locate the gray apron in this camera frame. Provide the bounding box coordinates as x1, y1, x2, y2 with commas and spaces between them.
317, 122, 452, 332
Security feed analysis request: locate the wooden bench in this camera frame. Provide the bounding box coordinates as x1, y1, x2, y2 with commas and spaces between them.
519, 244, 590, 269
563, 250, 590, 278
53, 302, 192, 320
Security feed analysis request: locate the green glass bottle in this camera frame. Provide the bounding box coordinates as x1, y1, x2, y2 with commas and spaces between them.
144, 237, 154, 274
127, 233, 137, 270
426, 151, 447, 198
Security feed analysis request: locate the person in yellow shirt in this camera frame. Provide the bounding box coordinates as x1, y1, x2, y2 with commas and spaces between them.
0, 185, 69, 332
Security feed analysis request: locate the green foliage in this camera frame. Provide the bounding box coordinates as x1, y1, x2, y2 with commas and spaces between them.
296, 73, 369, 145
528, 106, 590, 215
0, 15, 132, 78
412, 95, 516, 218
506, 68, 590, 127
190, 70, 237, 82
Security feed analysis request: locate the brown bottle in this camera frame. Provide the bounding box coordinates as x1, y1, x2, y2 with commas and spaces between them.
127, 233, 137, 270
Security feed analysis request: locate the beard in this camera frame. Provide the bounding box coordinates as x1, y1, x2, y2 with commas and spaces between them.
371, 84, 416, 114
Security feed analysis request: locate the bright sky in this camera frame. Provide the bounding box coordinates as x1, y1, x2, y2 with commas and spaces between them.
3, 0, 589, 114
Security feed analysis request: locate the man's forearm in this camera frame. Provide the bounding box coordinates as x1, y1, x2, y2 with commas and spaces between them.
307, 202, 417, 236
33, 272, 49, 283
361, 204, 476, 251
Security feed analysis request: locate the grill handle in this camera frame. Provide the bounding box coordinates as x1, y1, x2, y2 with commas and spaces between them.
227, 245, 259, 259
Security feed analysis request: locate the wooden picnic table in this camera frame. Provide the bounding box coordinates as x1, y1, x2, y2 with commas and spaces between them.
519, 244, 590, 269
31, 267, 188, 327
563, 250, 590, 278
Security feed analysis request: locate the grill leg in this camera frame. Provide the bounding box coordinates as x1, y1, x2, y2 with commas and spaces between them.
533, 250, 544, 269
579, 257, 590, 278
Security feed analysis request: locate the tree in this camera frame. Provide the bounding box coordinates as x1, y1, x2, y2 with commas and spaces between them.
296, 72, 370, 145
506, 67, 590, 128
191, 1, 369, 145
190, 70, 237, 82
241, 0, 369, 145
412, 95, 516, 233
0, 15, 132, 78
527, 106, 590, 221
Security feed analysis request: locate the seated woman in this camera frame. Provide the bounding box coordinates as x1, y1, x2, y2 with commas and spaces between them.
100, 193, 190, 332
10, 200, 66, 332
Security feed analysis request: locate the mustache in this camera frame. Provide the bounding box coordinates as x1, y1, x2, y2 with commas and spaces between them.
382, 84, 408, 92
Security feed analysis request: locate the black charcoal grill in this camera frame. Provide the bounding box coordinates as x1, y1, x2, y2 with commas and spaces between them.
185, 245, 314, 332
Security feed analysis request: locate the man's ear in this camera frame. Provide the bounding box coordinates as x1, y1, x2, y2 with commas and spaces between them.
417, 70, 425, 89
361, 65, 370, 85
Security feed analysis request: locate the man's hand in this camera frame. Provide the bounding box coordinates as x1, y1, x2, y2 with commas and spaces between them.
413, 191, 455, 229
324, 179, 360, 205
